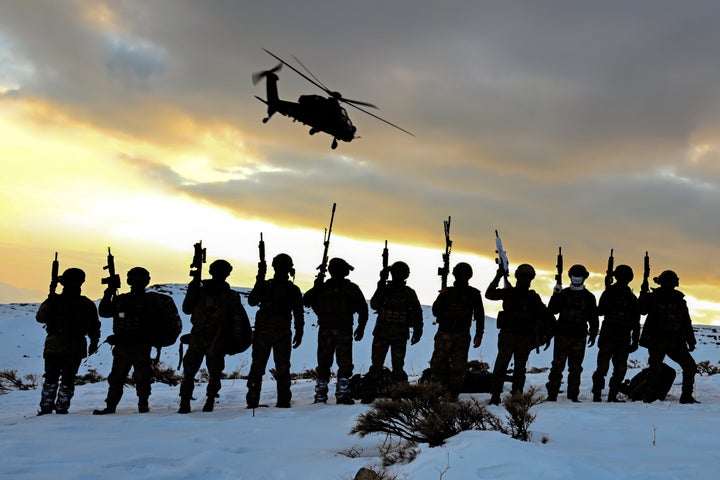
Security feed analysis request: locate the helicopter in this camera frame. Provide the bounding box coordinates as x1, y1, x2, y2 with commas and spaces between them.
252, 49, 414, 149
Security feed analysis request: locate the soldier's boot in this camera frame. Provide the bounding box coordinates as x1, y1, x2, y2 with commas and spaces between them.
679, 393, 700, 404
246, 378, 261, 409
592, 390, 602, 402
202, 396, 215, 412
55, 384, 75, 414
335, 378, 355, 405
138, 396, 150, 413
607, 386, 624, 403
276, 374, 292, 408
489, 395, 501, 406
314, 380, 329, 404
178, 397, 191, 414
92, 403, 117, 415
38, 382, 58, 415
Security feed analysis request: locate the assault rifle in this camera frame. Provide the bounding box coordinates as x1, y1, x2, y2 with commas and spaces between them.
101, 247, 121, 291
379, 240, 390, 284
49, 252, 60, 295
189, 241, 206, 283
495, 230, 510, 288
605, 249, 615, 289
315, 202, 337, 284
641, 251, 650, 294
257, 233, 267, 281
437, 216, 452, 291
554, 247, 563, 293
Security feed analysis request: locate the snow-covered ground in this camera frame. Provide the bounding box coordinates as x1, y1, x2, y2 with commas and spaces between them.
1, 285, 719, 479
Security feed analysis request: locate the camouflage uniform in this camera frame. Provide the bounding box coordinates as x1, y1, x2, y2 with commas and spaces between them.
97, 288, 165, 412
546, 287, 599, 401
485, 276, 550, 403
368, 280, 423, 383
180, 279, 250, 409
639, 285, 697, 403
36, 288, 100, 414
591, 283, 640, 401
303, 275, 368, 403
246, 276, 304, 407
429, 282, 484, 399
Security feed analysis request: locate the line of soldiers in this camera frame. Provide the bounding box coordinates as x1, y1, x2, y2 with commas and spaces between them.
35, 253, 699, 415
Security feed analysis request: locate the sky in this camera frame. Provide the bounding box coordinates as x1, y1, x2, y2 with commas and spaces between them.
1, 289, 720, 479
2, 1, 720, 324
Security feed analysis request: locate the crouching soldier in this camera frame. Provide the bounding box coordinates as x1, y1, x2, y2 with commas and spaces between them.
639, 270, 699, 404
36, 268, 100, 415
303, 258, 368, 405
429, 262, 485, 400
94, 267, 160, 415
366, 261, 423, 400
178, 260, 251, 413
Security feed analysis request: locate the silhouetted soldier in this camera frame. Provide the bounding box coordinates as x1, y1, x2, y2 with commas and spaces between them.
36, 268, 100, 415
546, 264, 599, 402
486, 264, 551, 405
246, 253, 304, 408
429, 262, 485, 400
639, 270, 699, 404
178, 259, 250, 413
591, 265, 640, 402
93, 267, 161, 415
303, 257, 368, 405
368, 261, 423, 389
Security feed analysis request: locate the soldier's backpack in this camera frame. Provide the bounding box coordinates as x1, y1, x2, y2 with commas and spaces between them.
418, 362, 494, 393
621, 363, 676, 402
350, 367, 394, 403
148, 292, 182, 347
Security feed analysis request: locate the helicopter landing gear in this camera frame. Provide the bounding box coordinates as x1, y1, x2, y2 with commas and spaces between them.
331, 138, 338, 149
262, 117, 269, 123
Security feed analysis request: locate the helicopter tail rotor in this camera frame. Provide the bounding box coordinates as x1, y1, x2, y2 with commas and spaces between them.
252, 63, 282, 86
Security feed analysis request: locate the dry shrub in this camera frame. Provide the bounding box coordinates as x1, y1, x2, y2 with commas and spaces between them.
502, 386, 543, 442
0, 370, 37, 391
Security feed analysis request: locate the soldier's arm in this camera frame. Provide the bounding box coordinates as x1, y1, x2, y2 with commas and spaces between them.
484, 270, 505, 301
247, 279, 266, 307
181, 282, 202, 315
547, 290, 563, 315
431, 290, 445, 318
98, 290, 116, 318
369, 285, 384, 311
353, 284, 369, 328
291, 285, 305, 334
473, 289, 485, 339
85, 298, 101, 343
35, 297, 56, 324
587, 292, 600, 337
683, 302, 697, 349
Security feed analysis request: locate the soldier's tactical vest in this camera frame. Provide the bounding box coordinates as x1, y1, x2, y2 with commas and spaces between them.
315, 281, 353, 317
654, 297, 685, 333
602, 289, 638, 328
113, 293, 158, 340
499, 289, 542, 333
437, 287, 476, 333
378, 288, 413, 324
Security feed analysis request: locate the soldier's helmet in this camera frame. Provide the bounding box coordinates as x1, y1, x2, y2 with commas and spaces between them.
515, 264, 536, 280
654, 270, 679, 287
127, 266, 150, 287
209, 259, 233, 277
272, 253, 294, 273
328, 257, 354, 278
452, 262, 473, 280
613, 264, 634, 283
59, 268, 86, 286
390, 261, 410, 281
568, 264, 590, 279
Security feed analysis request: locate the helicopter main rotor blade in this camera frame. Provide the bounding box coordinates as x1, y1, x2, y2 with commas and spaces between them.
291, 55, 331, 93
341, 97, 378, 109
346, 102, 415, 137
263, 48, 330, 95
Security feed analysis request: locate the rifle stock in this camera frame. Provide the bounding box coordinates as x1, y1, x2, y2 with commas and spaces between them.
189, 241, 206, 282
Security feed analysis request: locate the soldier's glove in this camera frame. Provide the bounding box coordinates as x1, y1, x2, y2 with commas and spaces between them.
543, 338, 552, 351
410, 329, 422, 345
472, 334, 482, 348
688, 343, 696, 352
88, 340, 99, 355
292, 332, 303, 349
587, 334, 597, 347
553, 284, 563, 294
628, 341, 639, 353
353, 326, 365, 341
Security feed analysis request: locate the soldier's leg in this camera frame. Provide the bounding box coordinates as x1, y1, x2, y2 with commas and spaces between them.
667, 348, 698, 403
643, 349, 666, 403
490, 332, 514, 403
608, 340, 630, 402
272, 330, 293, 407
105, 346, 133, 409
429, 331, 452, 389
389, 339, 408, 383
448, 334, 471, 399
335, 329, 355, 404
55, 356, 82, 413
370, 336, 391, 372
510, 337, 532, 395
39, 356, 61, 414
204, 347, 226, 411
132, 346, 153, 412
179, 345, 204, 403
246, 332, 273, 407
592, 337, 612, 400
315, 327, 333, 403
566, 338, 586, 401
546, 336, 570, 399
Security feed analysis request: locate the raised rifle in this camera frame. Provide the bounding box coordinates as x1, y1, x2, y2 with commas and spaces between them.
189, 241, 206, 283
554, 247, 563, 293
641, 251, 650, 294
379, 240, 390, 283
49, 252, 59, 295
495, 230, 510, 288
315, 202, 336, 284
437, 216, 452, 291
605, 248, 615, 289
101, 247, 121, 291
257, 233, 267, 281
